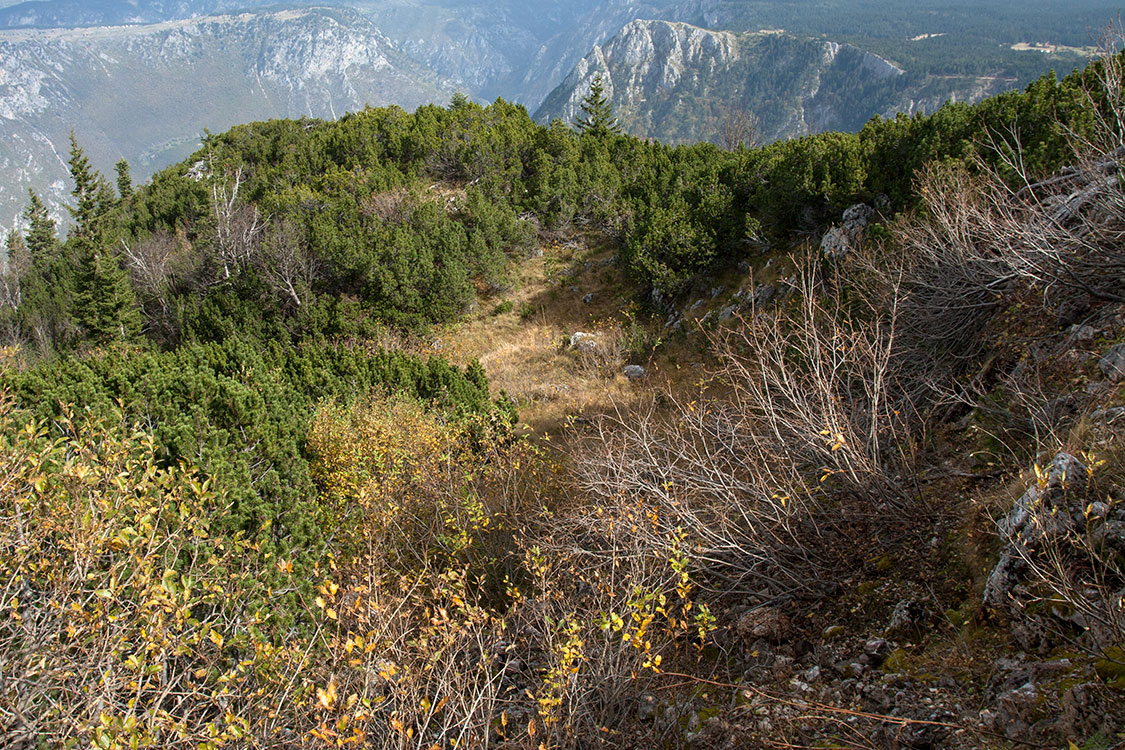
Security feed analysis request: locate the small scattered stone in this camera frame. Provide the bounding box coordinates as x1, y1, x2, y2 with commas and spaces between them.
569, 331, 599, 353
737, 607, 791, 643
1067, 324, 1096, 345
581, 292, 594, 304
822, 624, 845, 640
1098, 343, 1125, 381
990, 682, 1039, 739
864, 637, 889, 657
638, 694, 657, 722
623, 365, 646, 380
861, 637, 891, 666
885, 599, 926, 639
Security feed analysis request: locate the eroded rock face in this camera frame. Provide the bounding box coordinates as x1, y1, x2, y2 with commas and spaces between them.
534, 21, 965, 147
821, 203, 874, 260
983, 452, 1088, 611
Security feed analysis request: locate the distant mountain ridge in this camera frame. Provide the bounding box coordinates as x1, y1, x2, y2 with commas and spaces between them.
0, 6, 450, 227
0, 0, 1101, 229
535, 19, 1015, 145
0, 0, 296, 28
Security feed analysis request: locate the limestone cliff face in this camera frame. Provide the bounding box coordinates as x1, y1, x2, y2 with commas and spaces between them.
535, 18, 1011, 146
0, 7, 450, 227
603, 20, 739, 96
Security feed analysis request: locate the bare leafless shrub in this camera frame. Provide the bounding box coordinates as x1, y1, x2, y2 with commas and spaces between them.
883, 32, 1125, 371
859, 34, 1125, 410
881, 164, 1015, 367
258, 219, 318, 309
363, 186, 419, 223
718, 105, 760, 151
972, 135, 1125, 306
121, 230, 202, 341
0, 231, 28, 312
212, 167, 265, 281
122, 230, 176, 307
576, 255, 918, 596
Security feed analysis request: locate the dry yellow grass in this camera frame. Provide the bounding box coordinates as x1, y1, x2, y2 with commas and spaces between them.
430, 234, 655, 437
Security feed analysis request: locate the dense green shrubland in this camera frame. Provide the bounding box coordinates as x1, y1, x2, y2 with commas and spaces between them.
1, 62, 1105, 354
0, 55, 1109, 562
2, 338, 507, 578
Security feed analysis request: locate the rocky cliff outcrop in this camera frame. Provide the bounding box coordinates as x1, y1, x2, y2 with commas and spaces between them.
535, 18, 1018, 146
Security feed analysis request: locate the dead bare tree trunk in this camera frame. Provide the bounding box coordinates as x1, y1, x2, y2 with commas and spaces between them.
258, 219, 317, 309
211, 167, 264, 281
718, 106, 760, 150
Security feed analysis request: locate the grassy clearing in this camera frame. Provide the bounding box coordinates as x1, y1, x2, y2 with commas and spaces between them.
429, 234, 652, 437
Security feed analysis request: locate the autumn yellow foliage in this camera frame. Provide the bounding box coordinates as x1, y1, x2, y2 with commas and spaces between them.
0, 396, 307, 748
0, 387, 717, 749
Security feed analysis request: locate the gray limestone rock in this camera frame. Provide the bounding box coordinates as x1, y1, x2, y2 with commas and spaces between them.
821, 203, 874, 260
623, 365, 646, 380
568, 331, 599, 353
983, 453, 1088, 610
1098, 343, 1125, 381
736, 607, 791, 644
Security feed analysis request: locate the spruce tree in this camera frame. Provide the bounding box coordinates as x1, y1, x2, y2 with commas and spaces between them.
66, 135, 141, 345
20, 191, 73, 351
67, 133, 116, 246
72, 245, 142, 344
115, 158, 133, 203
574, 74, 621, 138
23, 191, 59, 269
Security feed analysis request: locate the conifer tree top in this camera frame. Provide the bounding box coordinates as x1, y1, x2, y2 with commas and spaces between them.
575, 73, 621, 138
